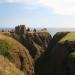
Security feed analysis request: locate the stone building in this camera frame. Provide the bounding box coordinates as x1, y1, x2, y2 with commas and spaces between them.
15, 25, 26, 34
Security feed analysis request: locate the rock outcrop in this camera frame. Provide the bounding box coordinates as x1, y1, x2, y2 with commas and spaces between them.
13, 25, 52, 60
0, 25, 52, 75
47, 32, 69, 50
35, 32, 75, 75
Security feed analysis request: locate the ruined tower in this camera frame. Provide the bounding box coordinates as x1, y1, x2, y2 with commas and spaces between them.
15, 25, 26, 34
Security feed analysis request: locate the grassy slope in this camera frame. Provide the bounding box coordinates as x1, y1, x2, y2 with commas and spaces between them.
58, 32, 75, 57
0, 55, 25, 75
0, 32, 29, 53
0, 33, 26, 50
0, 32, 33, 73
0, 32, 11, 36
59, 32, 75, 43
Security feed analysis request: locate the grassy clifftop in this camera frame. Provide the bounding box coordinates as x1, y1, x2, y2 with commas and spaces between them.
0, 33, 34, 75
59, 32, 75, 43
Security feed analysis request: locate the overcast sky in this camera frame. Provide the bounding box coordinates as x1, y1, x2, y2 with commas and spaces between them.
0, 0, 75, 28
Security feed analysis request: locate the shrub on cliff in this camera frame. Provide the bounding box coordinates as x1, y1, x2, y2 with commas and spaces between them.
0, 41, 11, 56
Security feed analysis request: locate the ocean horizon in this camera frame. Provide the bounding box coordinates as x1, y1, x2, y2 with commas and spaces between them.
47, 28, 75, 36
1, 27, 75, 37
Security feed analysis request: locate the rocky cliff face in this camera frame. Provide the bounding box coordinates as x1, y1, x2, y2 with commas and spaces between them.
20, 32, 52, 60
35, 32, 75, 75
13, 26, 52, 61
0, 25, 52, 75
1, 26, 75, 75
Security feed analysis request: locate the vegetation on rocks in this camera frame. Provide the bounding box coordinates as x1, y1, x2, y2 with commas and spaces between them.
0, 40, 11, 56
14, 31, 52, 60
0, 33, 34, 75
35, 32, 75, 75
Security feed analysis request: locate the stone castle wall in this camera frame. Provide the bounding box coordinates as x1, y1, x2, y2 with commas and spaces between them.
15, 25, 26, 34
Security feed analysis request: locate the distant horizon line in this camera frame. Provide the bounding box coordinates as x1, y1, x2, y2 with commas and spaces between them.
1, 25, 75, 29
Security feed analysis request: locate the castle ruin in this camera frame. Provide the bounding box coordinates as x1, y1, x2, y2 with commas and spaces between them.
15, 25, 27, 34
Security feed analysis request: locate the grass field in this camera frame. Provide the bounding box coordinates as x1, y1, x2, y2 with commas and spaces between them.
59, 32, 75, 43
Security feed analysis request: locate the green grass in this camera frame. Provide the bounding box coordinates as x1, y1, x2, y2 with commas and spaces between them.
69, 52, 75, 58
0, 33, 26, 50
59, 32, 75, 44
0, 33, 29, 75
0, 40, 11, 56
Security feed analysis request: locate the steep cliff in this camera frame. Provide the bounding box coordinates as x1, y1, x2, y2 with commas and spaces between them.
0, 26, 52, 75
0, 33, 34, 75
13, 29, 52, 60
35, 32, 75, 75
